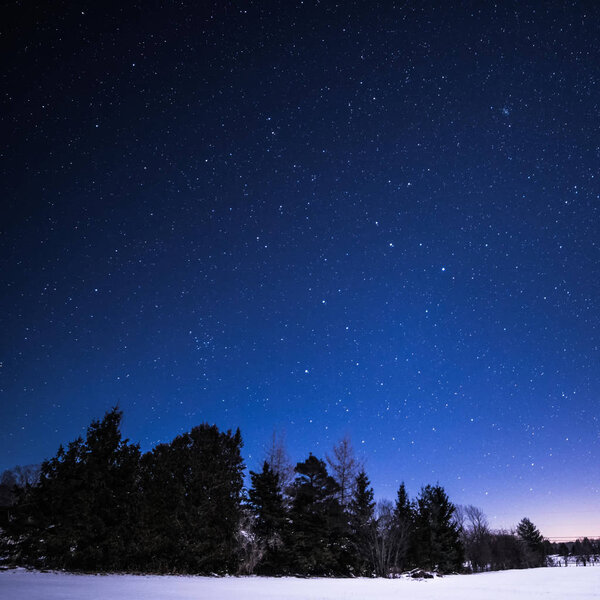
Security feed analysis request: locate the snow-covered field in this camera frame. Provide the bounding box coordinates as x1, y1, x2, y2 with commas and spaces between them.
0, 566, 598, 600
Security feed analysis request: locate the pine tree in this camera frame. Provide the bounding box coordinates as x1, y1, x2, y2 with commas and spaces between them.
413, 484, 463, 573
348, 470, 376, 575
75, 408, 141, 570
8, 437, 84, 568
392, 482, 414, 571
287, 454, 348, 575
516, 517, 545, 567
7, 408, 141, 570
248, 461, 288, 574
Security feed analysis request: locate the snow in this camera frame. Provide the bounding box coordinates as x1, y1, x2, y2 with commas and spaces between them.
0, 566, 599, 600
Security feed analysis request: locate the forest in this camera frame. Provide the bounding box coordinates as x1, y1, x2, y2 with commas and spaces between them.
0, 408, 597, 575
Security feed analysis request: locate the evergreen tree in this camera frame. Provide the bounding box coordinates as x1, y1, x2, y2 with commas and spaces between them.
139, 424, 245, 573
392, 482, 414, 571
287, 454, 348, 575
348, 470, 376, 575
413, 484, 463, 573
137, 440, 186, 571
8, 408, 141, 570
516, 518, 545, 567
248, 461, 288, 573
75, 408, 141, 570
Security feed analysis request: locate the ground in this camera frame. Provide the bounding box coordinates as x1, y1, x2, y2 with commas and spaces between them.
0, 566, 598, 600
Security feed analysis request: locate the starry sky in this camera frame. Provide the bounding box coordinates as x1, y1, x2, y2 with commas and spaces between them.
1, 1, 599, 539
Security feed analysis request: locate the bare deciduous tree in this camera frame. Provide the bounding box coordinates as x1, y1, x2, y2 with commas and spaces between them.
0, 464, 40, 507
459, 505, 491, 572
370, 500, 397, 577
326, 435, 361, 508
265, 431, 294, 491
453, 504, 466, 533
235, 509, 264, 575
12, 464, 41, 487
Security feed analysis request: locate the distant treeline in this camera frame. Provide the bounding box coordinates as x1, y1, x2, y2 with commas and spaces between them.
0, 409, 597, 575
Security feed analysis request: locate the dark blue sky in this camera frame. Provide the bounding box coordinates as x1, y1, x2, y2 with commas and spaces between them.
1, 1, 598, 538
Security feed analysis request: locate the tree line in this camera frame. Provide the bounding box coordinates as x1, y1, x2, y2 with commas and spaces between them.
0, 408, 591, 575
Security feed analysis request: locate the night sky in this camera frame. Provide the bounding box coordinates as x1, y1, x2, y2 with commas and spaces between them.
2, 2, 599, 539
